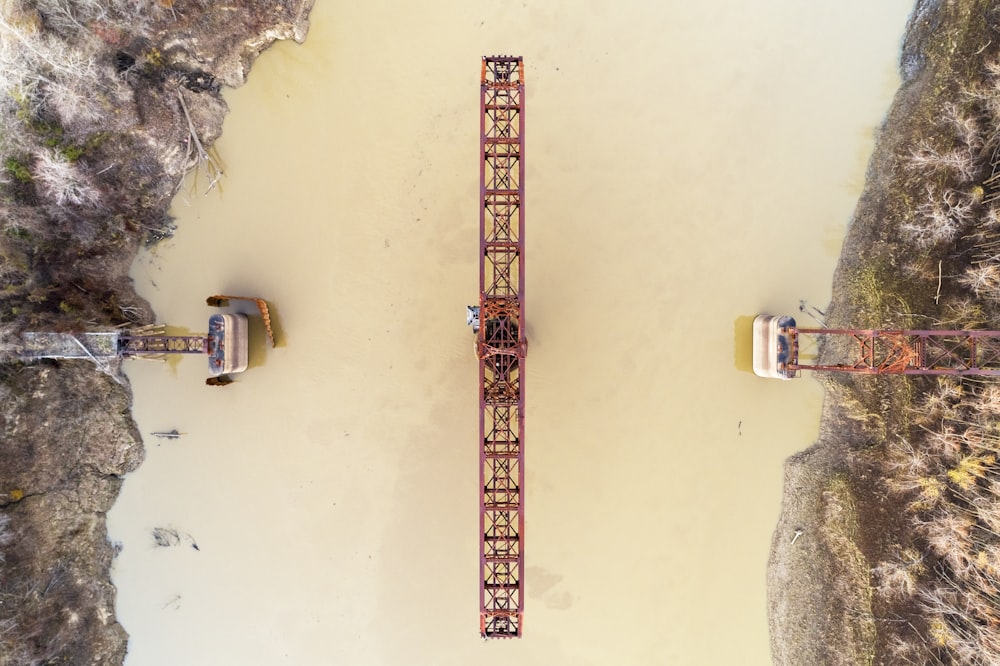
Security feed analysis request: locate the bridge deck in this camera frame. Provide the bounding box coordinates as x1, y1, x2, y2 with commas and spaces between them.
20, 332, 121, 360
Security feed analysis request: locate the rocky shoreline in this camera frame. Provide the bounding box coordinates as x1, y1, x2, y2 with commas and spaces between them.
0, 2, 312, 662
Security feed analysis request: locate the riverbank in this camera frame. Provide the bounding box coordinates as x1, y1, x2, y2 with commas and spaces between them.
0, 1, 982, 663
769, 1, 1000, 664
0, 2, 312, 662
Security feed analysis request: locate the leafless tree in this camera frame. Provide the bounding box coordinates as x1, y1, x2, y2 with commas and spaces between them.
32, 148, 100, 207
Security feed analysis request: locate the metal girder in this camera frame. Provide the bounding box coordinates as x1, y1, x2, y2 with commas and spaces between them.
119, 335, 207, 355
792, 328, 1000, 376
478, 55, 525, 639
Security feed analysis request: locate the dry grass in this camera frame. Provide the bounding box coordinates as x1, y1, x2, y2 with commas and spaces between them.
876, 379, 1000, 663
0, 0, 189, 339
0, 0, 314, 663
32, 148, 100, 207
828, 11, 1000, 664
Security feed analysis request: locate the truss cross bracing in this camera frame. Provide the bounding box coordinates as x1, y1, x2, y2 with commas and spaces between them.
753, 315, 1000, 379
119, 335, 208, 355
794, 328, 1000, 375
478, 55, 526, 639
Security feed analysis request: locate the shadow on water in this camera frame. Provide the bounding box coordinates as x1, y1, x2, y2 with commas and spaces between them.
246, 313, 272, 369
156, 312, 273, 374
733, 315, 754, 373
157, 325, 198, 376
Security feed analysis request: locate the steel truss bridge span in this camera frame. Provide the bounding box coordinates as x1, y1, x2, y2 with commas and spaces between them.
753, 314, 1000, 379
474, 55, 525, 639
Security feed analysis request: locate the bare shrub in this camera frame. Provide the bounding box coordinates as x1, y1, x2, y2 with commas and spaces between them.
942, 101, 984, 151
901, 185, 976, 248
970, 487, 1000, 536
972, 383, 1000, 417
42, 75, 106, 126
0, 0, 104, 145
897, 378, 1000, 663
34, 0, 110, 38
973, 58, 1000, 129
927, 186, 976, 224
980, 205, 1000, 229
884, 633, 925, 665
0, 513, 11, 563
913, 377, 962, 424
930, 297, 989, 330
922, 426, 965, 464
0, 2, 98, 79
985, 54, 1000, 82
884, 438, 933, 479
908, 139, 978, 182
32, 148, 100, 207
959, 261, 1000, 299
869, 48, 1000, 666
872, 548, 925, 600
921, 511, 976, 573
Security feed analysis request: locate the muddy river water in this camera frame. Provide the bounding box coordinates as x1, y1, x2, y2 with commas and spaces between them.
107, 2, 913, 664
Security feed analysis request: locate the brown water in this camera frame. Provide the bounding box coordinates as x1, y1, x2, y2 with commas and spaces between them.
108, 2, 914, 664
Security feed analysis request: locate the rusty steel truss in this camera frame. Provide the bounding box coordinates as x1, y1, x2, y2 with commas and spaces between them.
792, 327, 1000, 375
478, 55, 526, 639
118, 335, 208, 355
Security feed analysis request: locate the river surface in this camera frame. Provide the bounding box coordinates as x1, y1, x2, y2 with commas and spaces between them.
107, 2, 914, 664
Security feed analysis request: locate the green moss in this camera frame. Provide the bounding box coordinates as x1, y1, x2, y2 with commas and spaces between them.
12, 94, 108, 163
60, 133, 108, 163
5, 227, 32, 242
142, 47, 165, 73
61, 145, 85, 162
4, 158, 32, 184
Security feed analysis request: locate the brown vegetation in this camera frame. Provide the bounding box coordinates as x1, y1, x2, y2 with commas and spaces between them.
873, 379, 1000, 663
867, 17, 1000, 664
0, 364, 141, 665
769, 2, 1000, 665
0, 0, 312, 662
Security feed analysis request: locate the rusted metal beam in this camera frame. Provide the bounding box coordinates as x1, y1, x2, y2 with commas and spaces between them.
757, 317, 1000, 377
478, 55, 525, 639
119, 335, 207, 355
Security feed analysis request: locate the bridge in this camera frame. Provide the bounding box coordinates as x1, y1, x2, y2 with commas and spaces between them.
17, 295, 273, 379
470, 55, 526, 639
753, 314, 1000, 379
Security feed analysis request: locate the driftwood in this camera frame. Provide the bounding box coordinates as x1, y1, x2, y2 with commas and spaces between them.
177, 90, 223, 193
151, 527, 200, 550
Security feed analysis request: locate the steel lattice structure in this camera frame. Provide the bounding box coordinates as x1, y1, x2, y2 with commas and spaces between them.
794, 328, 1000, 375
478, 55, 526, 639
753, 315, 1000, 378
118, 335, 208, 355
